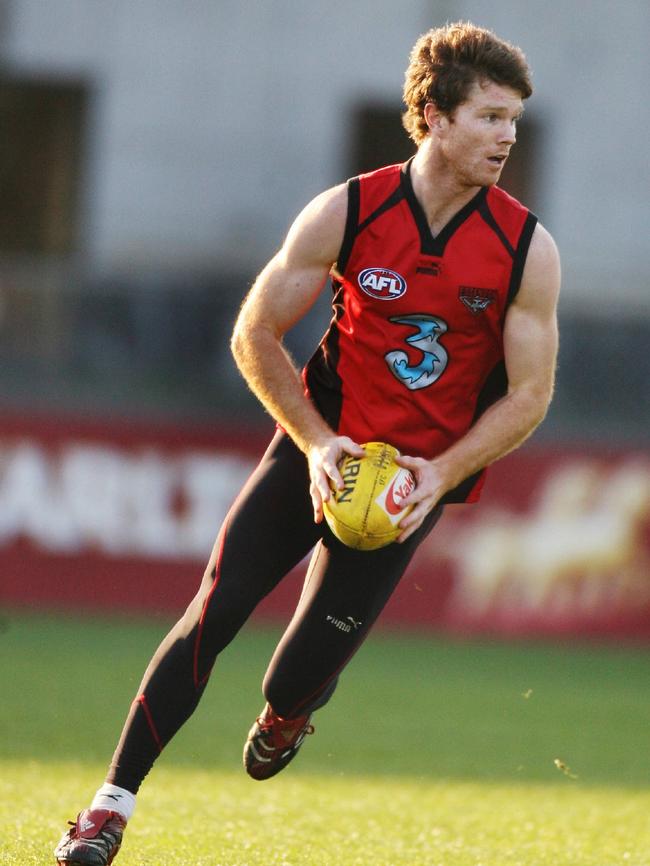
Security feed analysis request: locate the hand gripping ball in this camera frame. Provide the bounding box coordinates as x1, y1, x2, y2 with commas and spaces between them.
323, 442, 415, 550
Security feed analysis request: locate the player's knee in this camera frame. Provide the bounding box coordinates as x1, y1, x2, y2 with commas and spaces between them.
263, 670, 338, 719
261, 670, 291, 717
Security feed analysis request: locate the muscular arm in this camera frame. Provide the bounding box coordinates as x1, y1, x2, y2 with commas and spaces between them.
231, 184, 364, 520
398, 223, 561, 540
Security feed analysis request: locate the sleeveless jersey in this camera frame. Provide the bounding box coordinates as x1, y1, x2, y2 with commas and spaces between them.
303, 159, 538, 503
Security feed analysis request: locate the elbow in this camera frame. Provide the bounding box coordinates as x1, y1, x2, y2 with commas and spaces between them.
230, 308, 278, 371
531, 402, 550, 431
230, 319, 246, 365
512, 382, 554, 433
230, 306, 256, 366
527, 386, 554, 430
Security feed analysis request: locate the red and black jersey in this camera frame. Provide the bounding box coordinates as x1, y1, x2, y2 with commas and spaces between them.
303, 159, 538, 503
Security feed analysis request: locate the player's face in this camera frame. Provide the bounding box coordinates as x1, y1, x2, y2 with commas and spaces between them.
437, 79, 524, 188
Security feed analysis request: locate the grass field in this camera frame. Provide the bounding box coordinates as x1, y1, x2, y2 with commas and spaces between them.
1, 612, 649, 865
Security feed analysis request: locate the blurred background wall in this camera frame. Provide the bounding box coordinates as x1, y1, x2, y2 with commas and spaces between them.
0, 0, 647, 437
0, 0, 648, 635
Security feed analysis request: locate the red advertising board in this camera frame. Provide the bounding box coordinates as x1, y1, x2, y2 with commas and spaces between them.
0, 412, 649, 639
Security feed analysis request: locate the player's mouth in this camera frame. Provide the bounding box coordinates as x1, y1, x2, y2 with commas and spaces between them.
487, 154, 508, 167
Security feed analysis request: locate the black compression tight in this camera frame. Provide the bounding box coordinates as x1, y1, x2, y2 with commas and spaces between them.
107, 431, 443, 793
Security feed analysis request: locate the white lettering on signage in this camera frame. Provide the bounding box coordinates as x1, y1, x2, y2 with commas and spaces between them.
442, 460, 650, 617
0, 440, 254, 560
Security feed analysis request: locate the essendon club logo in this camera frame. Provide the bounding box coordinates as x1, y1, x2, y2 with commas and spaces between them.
459, 286, 497, 315
358, 267, 407, 301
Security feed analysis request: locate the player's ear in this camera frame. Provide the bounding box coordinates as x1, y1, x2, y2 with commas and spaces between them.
424, 102, 444, 134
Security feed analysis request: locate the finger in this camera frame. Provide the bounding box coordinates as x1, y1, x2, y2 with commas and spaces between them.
328, 443, 362, 490
341, 438, 365, 458
397, 500, 426, 540
395, 453, 420, 470
398, 498, 428, 531
397, 520, 420, 543
310, 482, 324, 524
317, 458, 340, 494
325, 462, 345, 490
316, 467, 336, 500
399, 487, 422, 510
397, 510, 418, 533
398, 482, 428, 510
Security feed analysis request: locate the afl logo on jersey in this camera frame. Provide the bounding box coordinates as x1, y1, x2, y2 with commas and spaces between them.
358, 267, 407, 301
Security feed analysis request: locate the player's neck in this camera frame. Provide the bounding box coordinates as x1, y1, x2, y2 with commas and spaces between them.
411, 140, 482, 236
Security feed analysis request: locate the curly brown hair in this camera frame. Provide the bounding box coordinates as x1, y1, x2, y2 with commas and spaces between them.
402, 22, 533, 145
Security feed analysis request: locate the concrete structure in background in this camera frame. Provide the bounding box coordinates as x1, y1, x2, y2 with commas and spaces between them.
0, 0, 647, 438
454, 0, 650, 315
2, 0, 648, 314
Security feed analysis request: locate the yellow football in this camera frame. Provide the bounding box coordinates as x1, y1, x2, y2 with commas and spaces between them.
323, 441, 415, 551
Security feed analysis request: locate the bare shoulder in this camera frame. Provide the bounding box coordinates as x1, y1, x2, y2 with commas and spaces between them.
527, 222, 560, 269
516, 222, 561, 313
282, 182, 349, 268
298, 182, 349, 225
237, 182, 349, 331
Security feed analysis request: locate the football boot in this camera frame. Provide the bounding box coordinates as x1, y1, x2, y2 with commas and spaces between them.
243, 702, 314, 780
55, 808, 126, 866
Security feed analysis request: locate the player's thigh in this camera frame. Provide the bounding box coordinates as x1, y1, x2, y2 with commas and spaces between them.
296, 504, 443, 635
263, 506, 443, 714
199, 430, 321, 614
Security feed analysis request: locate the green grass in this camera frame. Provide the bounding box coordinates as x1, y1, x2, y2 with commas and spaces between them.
1, 612, 650, 864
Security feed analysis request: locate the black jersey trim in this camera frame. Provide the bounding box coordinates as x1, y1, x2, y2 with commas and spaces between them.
440, 468, 484, 504
357, 185, 405, 235
336, 177, 360, 274
439, 359, 508, 504
401, 158, 488, 256
507, 211, 538, 305
478, 199, 516, 258
473, 358, 508, 420
303, 280, 346, 431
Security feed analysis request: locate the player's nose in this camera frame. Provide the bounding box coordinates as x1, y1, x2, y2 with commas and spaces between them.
499, 120, 517, 145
